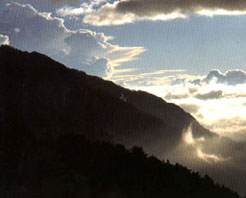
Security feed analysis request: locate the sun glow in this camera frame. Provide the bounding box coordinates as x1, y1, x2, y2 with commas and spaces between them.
197, 149, 223, 163
183, 126, 195, 145
183, 125, 223, 163
126, 75, 246, 141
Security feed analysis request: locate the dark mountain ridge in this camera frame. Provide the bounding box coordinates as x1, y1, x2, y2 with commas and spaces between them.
0, 45, 242, 197
0, 47, 159, 155
0, 45, 213, 154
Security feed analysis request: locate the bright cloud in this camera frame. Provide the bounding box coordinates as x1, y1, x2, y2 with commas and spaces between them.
182, 124, 224, 163
122, 69, 246, 142
0, 2, 144, 77
196, 148, 223, 163
0, 34, 9, 45
56, 0, 107, 16
56, 0, 246, 26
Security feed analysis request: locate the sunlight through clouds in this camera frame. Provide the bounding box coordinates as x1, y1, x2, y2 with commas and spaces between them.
196, 149, 223, 163
182, 124, 224, 163
123, 69, 246, 142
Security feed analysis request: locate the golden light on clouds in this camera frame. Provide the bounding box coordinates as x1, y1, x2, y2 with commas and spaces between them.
196, 149, 223, 163
124, 70, 246, 142
183, 126, 195, 145
182, 125, 224, 163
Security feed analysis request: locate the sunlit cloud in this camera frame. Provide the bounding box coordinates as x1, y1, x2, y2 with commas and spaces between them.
56, 0, 108, 16
82, 2, 187, 26
57, 6, 86, 16
171, 85, 246, 141
122, 69, 246, 142
196, 9, 246, 17
0, 34, 9, 45
182, 124, 223, 163
196, 149, 223, 163
183, 125, 196, 145
105, 45, 145, 79
110, 69, 185, 83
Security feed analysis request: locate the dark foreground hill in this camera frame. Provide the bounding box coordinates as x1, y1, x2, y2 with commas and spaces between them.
1, 133, 239, 198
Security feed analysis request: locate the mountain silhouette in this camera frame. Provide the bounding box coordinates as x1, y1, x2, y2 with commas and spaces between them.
0, 45, 214, 155
0, 45, 240, 197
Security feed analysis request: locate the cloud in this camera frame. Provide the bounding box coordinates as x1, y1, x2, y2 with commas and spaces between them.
57, 5, 86, 16
17, 0, 83, 6
182, 125, 225, 164
0, 2, 144, 77
47, 0, 82, 5
0, 34, 9, 45
178, 103, 200, 114
111, 69, 185, 86
56, 0, 107, 16
113, 0, 246, 16
122, 69, 246, 142
194, 90, 223, 100
58, 0, 246, 25
164, 71, 246, 139
192, 69, 246, 85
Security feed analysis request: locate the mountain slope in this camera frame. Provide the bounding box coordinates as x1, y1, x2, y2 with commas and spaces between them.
0, 45, 213, 155
0, 45, 243, 197
84, 69, 214, 139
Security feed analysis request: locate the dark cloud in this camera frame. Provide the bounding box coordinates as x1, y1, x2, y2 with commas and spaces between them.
164, 93, 189, 100
17, 0, 83, 5
115, 0, 246, 16
175, 69, 246, 85
202, 69, 246, 85
48, 0, 82, 4
195, 90, 223, 100
188, 87, 198, 94
179, 103, 200, 113
82, 0, 246, 25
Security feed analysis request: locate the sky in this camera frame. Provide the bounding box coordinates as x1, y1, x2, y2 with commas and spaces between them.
1, 0, 246, 159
